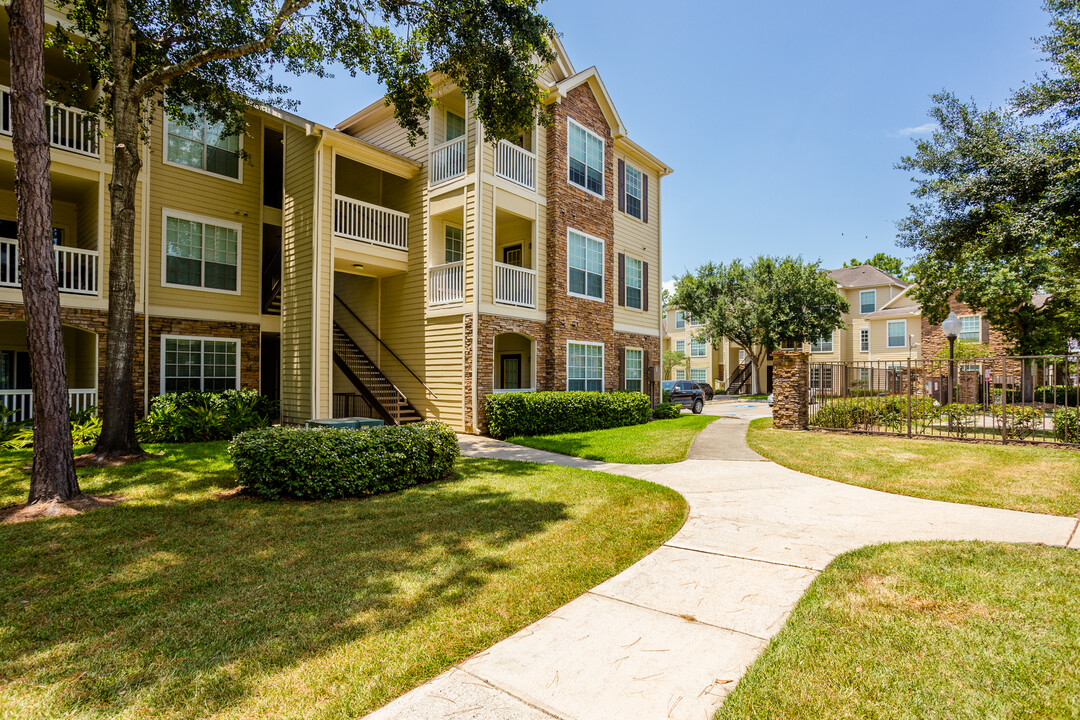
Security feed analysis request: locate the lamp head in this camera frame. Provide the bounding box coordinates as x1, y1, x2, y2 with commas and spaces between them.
941, 312, 963, 341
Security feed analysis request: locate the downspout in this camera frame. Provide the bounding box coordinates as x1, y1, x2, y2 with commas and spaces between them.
472, 103, 482, 432
310, 128, 327, 420
141, 130, 151, 412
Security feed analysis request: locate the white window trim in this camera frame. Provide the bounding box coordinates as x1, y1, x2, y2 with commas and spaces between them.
624, 254, 643, 310
566, 340, 604, 392
160, 208, 243, 296
959, 314, 982, 342
160, 334, 241, 395
887, 320, 907, 348
623, 161, 644, 221
675, 311, 686, 329
442, 221, 464, 265
675, 339, 685, 354
624, 346, 644, 392
690, 337, 707, 357
567, 117, 605, 199
690, 368, 708, 383
859, 289, 877, 315
162, 112, 244, 184
811, 331, 835, 353
860, 328, 869, 353
566, 227, 605, 303
674, 369, 686, 380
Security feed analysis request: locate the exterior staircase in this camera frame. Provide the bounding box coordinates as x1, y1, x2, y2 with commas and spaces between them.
725, 362, 752, 395
332, 323, 424, 425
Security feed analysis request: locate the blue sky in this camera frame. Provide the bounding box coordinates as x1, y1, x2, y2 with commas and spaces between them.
283, 0, 1051, 282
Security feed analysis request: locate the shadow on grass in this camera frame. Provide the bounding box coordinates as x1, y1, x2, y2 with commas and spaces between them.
0, 458, 570, 717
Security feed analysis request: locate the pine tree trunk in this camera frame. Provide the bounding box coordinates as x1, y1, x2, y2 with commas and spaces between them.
92, 0, 143, 459
8, 0, 80, 502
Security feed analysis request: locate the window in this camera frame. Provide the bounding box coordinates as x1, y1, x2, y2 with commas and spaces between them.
162, 336, 238, 393
446, 111, 465, 142
675, 311, 686, 329
567, 342, 603, 391
887, 320, 906, 348
739, 349, 746, 363
859, 290, 876, 314
690, 338, 706, 357
675, 339, 685, 354
568, 229, 603, 300
0, 349, 31, 390
860, 328, 869, 352
625, 256, 643, 309
674, 369, 685, 380
625, 348, 643, 392
811, 332, 834, 353
164, 212, 241, 293
858, 367, 871, 383
959, 315, 981, 342
568, 119, 603, 196
166, 108, 240, 179
690, 368, 707, 382
624, 163, 643, 219
689, 314, 704, 327
809, 366, 834, 391
444, 225, 463, 263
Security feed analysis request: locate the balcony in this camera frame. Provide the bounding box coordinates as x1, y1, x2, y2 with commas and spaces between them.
1, 388, 97, 423
333, 195, 409, 252
429, 261, 464, 304
495, 139, 536, 191
0, 85, 100, 158
0, 238, 100, 295
430, 136, 466, 186
494, 262, 536, 308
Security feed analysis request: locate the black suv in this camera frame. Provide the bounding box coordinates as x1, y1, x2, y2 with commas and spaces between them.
664, 380, 706, 414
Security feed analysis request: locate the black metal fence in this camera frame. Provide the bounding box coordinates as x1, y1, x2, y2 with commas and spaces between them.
807, 356, 1080, 447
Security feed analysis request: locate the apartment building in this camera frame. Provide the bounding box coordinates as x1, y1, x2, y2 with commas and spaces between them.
0, 26, 671, 433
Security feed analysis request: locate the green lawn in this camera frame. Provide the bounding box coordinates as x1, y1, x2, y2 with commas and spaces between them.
507, 414, 719, 463
716, 542, 1080, 720
747, 418, 1080, 516
0, 443, 685, 720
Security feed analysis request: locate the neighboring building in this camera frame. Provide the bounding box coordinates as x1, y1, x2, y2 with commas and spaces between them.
0, 29, 671, 432
661, 309, 722, 386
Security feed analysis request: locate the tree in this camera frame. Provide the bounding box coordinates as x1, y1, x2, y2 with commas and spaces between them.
672, 256, 848, 395
662, 350, 686, 377
51, 0, 555, 459
8, 0, 80, 502
843, 253, 909, 282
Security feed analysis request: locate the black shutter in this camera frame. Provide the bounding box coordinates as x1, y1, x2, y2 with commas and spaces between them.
642, 173, 649, 223
619, 347, 626, 390
618, 252, 626, 306
643, 349, 652, 401
618, 159, 626, 213
642, 261, 649, 312
981, 316, 990, 344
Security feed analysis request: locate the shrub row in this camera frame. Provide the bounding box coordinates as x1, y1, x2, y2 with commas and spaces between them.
1053, 407, 1080, 444
139, 390, 278, 443
810, 396, 940, 432
1034, 385, 1080, 406
652, 402, 682, 420
484, 391, 651, 439
229, 421, 459, 500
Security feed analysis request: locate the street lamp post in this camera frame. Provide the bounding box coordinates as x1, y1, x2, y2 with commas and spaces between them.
941, 312, 963, 432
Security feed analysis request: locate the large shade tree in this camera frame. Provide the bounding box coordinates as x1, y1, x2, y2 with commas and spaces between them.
672, 256, 848, 394
49, 0, 555, 459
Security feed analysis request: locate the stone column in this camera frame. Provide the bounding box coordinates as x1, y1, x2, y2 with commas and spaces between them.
772, 350, 809, 430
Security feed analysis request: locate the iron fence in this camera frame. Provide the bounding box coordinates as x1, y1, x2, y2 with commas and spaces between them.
807, 355, 1080, 447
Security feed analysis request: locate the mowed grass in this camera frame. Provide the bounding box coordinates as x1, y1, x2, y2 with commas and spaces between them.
747, 418, 1080, 516
508, 414, 719, 463
716, 542, 1080, 720
0, 443, 686, 720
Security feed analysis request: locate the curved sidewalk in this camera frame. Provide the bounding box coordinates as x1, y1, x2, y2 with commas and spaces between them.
366, 418, 1080, 720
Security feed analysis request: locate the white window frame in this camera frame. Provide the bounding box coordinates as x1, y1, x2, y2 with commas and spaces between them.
624, 162, 643, 220
566, 228, 605, 302
860, 328, 869, 353
163, 111, 244, 184
675, 310, 686, 329
624, 347, 643, 393
567, 117, 604, 199
887, 320, 907, 348
690, 368, 707, 383
809, 365, 834, 391
160, 208, 243, 295
625, 255, 643, 310
859, 289, 876, 314
674, 369, 685, 380
443, 223, 464, 264
675, 339, 685, 354
690, 338, 707, 357
811, 332, 834, 353
566, 340, 604, 392
688, 314, 704, 327
160, 334, 240, 394
959, 315, 981, 342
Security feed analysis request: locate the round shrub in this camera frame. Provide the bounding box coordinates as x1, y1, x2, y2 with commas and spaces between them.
484, 391, 651, 439
140, 389, 277, 443
652, 402, 682, 420
228, 421, 459, 500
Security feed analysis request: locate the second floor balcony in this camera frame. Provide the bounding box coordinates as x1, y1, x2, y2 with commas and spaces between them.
0, 238, 100, 296
333, 195, 409, 252
494, 139, 536, 191
0, 85, 100, 158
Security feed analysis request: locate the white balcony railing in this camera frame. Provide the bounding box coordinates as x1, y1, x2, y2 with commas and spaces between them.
430, 136, 466, 185
333, 195, 409, 251
0, 239, 100, 295
495, 139, 536, 191
494, 262, 536, 308
0, 85, 100, 157
429, 261, 464, 305
0, 388, 97, 423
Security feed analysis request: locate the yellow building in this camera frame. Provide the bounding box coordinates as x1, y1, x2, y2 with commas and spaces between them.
0, 26, 671, 432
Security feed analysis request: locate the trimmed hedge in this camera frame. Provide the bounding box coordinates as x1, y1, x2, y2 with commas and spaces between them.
1053, 407, 1080, 444
140, 389, 277, 443
485, 391, 651, 439
1035, 385, 1080, 406
810, 395, 941, 431
652, 402, 682, 420
228, 421, 459, 500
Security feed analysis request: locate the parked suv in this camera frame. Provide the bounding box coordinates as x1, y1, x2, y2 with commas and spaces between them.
692, 382, 715, 401
664, 380, 706, 414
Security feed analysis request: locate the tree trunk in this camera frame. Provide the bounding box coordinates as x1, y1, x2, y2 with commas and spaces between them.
92, 0, 144, 459
8, 0, 79, 502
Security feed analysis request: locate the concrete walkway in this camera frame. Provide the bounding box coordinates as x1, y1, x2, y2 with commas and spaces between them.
366, 417, 1080, 720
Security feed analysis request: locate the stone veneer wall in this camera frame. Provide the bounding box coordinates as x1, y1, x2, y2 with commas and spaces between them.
147, 316, 261, 399
920, 295, 1010, 361
771, 350, 809, 430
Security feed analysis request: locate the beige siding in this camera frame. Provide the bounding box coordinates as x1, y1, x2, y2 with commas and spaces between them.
351, 113, 428, 163
613, 150, 660, 332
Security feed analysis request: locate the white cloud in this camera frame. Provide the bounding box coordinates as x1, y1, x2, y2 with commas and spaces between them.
897, 122, 939, 137
662, 279, 677, 295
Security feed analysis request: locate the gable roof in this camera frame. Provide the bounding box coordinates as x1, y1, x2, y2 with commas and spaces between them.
545, 66, 627, 138
827, 265, 909, 290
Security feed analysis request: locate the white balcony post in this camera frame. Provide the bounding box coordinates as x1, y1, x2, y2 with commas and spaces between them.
494, 139, 536, 191
332, 195, 409, 251
0, 239, 100, 295
429, 261, 464, 304
494, 262, 536, 308
430, 136, 467, 185
0, 85, 100, 157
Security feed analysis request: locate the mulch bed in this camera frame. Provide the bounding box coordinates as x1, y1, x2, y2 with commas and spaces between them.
0, 494, 122, 524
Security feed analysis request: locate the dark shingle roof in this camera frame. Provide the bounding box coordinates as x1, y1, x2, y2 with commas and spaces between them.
827, 265, 909, 289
